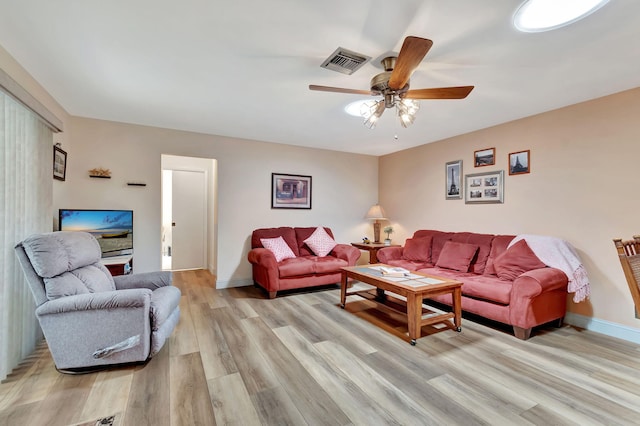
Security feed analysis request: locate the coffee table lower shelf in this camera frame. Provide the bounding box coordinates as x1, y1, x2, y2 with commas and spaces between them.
340, 265, 462, 345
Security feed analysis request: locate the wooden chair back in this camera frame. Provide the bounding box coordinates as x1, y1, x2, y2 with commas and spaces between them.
613, 236, 640, 314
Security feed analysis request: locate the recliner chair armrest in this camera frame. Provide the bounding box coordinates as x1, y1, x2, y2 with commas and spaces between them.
35, 288, 152, 316
331, 244, 361, 265
114, 271, 173, 291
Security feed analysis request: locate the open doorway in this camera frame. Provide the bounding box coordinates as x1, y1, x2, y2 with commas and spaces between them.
161, 155, 217, 273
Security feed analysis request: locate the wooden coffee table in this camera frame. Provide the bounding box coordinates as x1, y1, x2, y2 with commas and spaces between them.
340, 264, 462, 345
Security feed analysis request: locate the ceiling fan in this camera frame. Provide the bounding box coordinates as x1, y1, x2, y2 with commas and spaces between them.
309, 36, 474, 128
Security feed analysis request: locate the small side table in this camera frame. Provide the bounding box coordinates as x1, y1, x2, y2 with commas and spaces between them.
351, 242, 400, 264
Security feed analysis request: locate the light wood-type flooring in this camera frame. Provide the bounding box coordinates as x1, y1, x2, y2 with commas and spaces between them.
1, 269, 640, 425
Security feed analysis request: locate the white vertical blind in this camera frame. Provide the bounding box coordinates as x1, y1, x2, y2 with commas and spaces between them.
0, 91, 52, 380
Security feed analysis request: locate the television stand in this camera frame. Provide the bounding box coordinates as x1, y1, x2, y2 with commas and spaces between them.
101, 254, 133, 276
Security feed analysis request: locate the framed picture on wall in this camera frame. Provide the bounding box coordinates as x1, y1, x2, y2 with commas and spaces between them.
445, 160, 463, 199
271, 173, 312, 209
474, 147, 495, 167
465, 170, 504, 204
509, 150, 530, 175
53, 145, 67, 181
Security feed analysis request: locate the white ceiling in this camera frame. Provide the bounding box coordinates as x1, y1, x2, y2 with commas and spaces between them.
1, 0, 639, 156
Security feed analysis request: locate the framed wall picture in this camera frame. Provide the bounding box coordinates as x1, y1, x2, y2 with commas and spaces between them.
53, 145, 67, 181
445, 160, 463, 199
474, 147, 495, 167
509, 150, 530, 175
465, 170, 504, 204
271, 173, 312, 209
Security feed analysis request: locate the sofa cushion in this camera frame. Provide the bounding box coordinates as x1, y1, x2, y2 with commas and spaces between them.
295, 227, 335, 256
252, 227, 299, 256
484, 235, 516, 275
451, 232, 495, 275
459, 274, 513, 305
278, 257, 315, 277
314, 256, 348, 274
402, 237, 432, 262
436, 241, 479, 272
261, 236, 297, 262
430, 233, 454, 264
303, 227, 337, 257
493, 240, 546, 281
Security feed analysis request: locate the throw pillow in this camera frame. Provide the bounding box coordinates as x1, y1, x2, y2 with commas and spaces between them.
260, 236, 296, 262
402, 237, 432, 262
303, 227, 337, 257
493, 239, 546, 281
435, 241, 479, 272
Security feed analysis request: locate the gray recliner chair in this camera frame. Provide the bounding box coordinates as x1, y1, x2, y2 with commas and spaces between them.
15, 231, 181, 373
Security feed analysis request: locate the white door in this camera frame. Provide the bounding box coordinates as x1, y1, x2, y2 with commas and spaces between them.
171, 170, 206, 270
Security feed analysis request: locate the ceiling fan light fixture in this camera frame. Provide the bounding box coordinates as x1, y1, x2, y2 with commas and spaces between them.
361, 100, 385, 129
397, 98, 420, 128
513, 0, 609, 32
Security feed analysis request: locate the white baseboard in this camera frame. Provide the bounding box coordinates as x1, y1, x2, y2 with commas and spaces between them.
565, 313, 640, 344
216, 278, 253, 289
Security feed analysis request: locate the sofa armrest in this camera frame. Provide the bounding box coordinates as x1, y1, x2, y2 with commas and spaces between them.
247, 247, 278, 269
114, 271, 172, 291
377, 246, 403, 264
332, 244, 361, 265
512, 268, 569, 299
35, 288, 152, 315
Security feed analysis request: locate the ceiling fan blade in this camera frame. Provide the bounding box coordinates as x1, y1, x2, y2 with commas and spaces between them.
388, 36, 433, 90
309, 85, 372, 95
403, 86, 474, 100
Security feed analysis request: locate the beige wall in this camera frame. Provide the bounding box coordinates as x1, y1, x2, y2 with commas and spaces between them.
60, 117, 379, 286
379, 87, 640, 330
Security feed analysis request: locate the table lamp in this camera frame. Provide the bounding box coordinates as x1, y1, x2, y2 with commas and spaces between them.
365, 204, 387, 243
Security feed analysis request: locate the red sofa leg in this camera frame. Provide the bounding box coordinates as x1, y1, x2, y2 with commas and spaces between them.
513, 326, 532, 340
268, 291, 277, 299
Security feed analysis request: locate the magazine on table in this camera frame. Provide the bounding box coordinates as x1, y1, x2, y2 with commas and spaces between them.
371, 265, 411, 277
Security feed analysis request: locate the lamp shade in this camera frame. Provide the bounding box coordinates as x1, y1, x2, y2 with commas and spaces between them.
365, 204, 387, 220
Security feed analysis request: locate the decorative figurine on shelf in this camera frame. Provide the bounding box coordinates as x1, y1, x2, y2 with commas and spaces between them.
383, 226, 394, 246
362, 237, 371, 244
89, 168, 111, 178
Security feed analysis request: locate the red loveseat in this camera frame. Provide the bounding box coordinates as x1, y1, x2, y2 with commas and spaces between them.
248, 227, 361, 298
377, 230, 569, 339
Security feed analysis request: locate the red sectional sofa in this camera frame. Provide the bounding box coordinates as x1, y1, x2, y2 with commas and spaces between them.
248, 227, 361, 298
377, 229, 569, 339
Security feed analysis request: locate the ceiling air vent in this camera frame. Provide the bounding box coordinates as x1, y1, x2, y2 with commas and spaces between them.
320, 47, 371, 75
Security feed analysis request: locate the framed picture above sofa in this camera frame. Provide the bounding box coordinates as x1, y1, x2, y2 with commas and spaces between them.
509, 150, 530, 175
271, 173, 312, 209
474, 147, 495, 167
445, 160, 462, 200
465, 170, 504, 204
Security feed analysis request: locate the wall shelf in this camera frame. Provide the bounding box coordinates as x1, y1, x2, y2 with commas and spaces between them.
89, 175, 111, 179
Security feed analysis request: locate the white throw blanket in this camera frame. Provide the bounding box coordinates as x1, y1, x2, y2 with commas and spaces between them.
509, 234, 590, 303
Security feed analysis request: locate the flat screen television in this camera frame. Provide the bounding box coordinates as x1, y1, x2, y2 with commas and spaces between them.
59, 209, 133, 258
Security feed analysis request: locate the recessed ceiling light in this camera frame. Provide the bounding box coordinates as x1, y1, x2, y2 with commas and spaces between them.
514, 0, 609, 33
344, 99, 372, 117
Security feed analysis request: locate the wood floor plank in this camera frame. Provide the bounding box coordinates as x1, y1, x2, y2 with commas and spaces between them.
208, 372, 261, 425
190, 302, 238, 380
274, 325, 407, 425
77, 369, 133, 424
241, 316, 351, 425
314, 340, 444, 424
170, 292, 200, 356
25, 372, 96, 426
122, 346, 171, 426
212, 306, 280, 394
251, 385, 308, 426
169, 352, 215, 425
